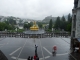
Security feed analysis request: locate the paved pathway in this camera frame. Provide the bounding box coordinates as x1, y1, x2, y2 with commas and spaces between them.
0, 37, 76, 60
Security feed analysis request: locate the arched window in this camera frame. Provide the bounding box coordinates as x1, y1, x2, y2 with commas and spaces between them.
74, 0, 79, 8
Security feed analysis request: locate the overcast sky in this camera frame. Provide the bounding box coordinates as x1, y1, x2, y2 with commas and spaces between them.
0, 0, 74, 20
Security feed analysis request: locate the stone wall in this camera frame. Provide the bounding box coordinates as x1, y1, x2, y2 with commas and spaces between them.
75, 0, 80, 38
71, 0, 80, 38
78, 0, 80, 7
76, 10, 80, 38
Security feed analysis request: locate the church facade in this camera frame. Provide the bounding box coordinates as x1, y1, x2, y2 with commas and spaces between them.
71, 0, 80, 53
71, 0, 80, 38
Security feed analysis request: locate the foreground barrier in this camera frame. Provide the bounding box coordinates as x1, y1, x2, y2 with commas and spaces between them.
0, 32, 70, 38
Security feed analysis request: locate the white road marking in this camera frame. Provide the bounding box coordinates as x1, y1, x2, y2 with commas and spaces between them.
9, 47, 22, 55
11, 56, 16, 59
56, 53, 68, 56
43, 47, 52, 55
39, 56, 50, 60
11, 56, 50, 60
16, 40, 27, 60
18, 59, 27, 60
43, 47, 69, 56
39, 39, 45, 60
45, 56, 50, 59
11, 56, 27, 60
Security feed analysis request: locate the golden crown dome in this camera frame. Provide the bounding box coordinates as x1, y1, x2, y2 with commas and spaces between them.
30, 21, 39, 31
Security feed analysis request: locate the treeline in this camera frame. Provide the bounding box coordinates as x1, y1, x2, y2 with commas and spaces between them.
54, 13, 72, 32
24, 22, 43, 30
0, 17, 17, 31
24, 22, 33, 30
0, 22, 15, 31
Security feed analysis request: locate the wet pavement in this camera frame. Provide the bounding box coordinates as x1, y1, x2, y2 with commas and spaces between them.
0, 37, 76, 60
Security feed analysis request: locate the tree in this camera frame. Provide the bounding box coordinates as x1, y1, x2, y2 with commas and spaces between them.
60, 15, 67, 30
4, 20, 15, 30
24, 24, 28, 29
67, 13, 72, 24
49, 19, 53, 30
19, 20, 23, 24
53, 14, 72, 32
0, 22, 4, 31
37, 22, 43, 29
54, 16, 61, 29
66, 13, 72, 32
28, 23, 32, 29
24, 22, 32, 30
61, 15, 66, 22
0, 22, 14, 31
7, 17, 16, 25
66, 23, 71, 32
4, 21, 9, 25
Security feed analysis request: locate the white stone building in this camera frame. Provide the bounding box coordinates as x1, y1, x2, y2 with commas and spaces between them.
71, 0, 80, 38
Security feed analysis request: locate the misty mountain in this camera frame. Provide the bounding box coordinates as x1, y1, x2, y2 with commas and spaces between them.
42, 15, 57, 23
0, 15, 70, 24
0, 16, 42, 23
